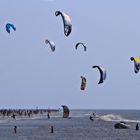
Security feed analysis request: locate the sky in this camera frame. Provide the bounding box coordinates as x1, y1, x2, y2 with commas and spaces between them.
0, 0, 140, 109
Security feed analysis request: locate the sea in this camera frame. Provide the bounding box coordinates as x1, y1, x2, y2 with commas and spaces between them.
0, 110, 140, 140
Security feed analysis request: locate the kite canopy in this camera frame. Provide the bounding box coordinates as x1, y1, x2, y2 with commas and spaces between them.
75, 42, 86, 51
55, 11, 72, 37
45, 39, 55, 52
92, 65, 106, 84
130, 57, 140, 73
80, 76, 86, 90
6, 23, 16, 33
61, 105, 70, 118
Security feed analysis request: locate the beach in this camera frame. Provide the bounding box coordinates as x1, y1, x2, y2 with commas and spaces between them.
0, 110, 140, 140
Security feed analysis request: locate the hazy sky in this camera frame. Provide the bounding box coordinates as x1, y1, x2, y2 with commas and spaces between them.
0, 0, 140, 109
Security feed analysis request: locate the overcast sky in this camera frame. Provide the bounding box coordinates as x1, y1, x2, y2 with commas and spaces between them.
0, 0, 140, 109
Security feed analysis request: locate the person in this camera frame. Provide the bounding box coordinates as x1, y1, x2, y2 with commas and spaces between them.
136, 123, 139, 130
89, 115, 94, 121
12, 114, 16, 120
51, 126, 54, 133
47, 112, 50, 119
14, 126, 17, 134
28, 112, 31, 118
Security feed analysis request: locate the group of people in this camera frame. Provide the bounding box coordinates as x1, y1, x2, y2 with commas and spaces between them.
0, 109, 59, 119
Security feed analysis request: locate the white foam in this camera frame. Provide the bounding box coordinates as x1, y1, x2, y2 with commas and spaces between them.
99, 114, 140, 123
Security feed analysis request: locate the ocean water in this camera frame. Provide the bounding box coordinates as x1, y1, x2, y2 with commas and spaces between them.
0, 110, 140, 140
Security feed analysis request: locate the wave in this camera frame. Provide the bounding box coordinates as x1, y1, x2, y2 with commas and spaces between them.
98, 114, 140, 123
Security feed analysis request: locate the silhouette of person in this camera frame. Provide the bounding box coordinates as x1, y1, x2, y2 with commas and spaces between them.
51, 126, 54, 133
14, 126, 17, 133
136, 123, 139, 130
89, 116, 94, 121
12, 114, 16, 119
47, 112, 50, 119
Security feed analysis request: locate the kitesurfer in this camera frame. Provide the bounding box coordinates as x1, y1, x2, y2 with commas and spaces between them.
89, 115, 94, 121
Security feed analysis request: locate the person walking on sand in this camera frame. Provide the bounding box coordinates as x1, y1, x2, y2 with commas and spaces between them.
14, 126, 17, 134
136, 123, 139, 130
